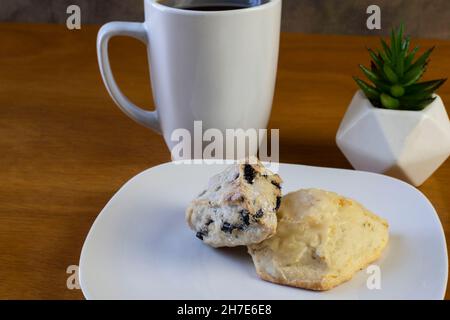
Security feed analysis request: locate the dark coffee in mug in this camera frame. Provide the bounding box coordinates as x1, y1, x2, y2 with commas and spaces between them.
179, 6, 249, 11
158, 0, 269, 11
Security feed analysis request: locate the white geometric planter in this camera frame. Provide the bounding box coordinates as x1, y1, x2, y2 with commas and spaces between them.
336, 90, 450, 186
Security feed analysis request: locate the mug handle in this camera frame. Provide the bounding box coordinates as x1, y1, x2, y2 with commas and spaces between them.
97, 22, 161, 134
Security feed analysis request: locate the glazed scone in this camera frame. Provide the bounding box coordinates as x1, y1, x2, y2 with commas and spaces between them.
247, 189, 389, 291
186, 159, 282, 248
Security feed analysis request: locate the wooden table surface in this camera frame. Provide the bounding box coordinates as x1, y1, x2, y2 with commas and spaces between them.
0, 24, 449, 300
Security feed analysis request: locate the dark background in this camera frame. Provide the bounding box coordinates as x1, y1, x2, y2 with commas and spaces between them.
1, 0, 450, 39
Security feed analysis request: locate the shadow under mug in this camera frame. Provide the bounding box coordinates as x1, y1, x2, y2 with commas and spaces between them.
97, 0, 282, 159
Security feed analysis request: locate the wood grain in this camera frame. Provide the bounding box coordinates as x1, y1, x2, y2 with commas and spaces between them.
0, 24, 448, 299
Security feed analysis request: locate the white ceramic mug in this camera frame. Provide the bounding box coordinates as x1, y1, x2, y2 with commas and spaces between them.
97, 0, 281, 154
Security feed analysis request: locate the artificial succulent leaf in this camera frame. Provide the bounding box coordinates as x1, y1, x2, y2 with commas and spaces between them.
405, 79, 447, 95
380, 93, 400, 109
380, 50, 391, 65
396, 52, 405, 77
402, 63, 426, 85
383, 64, 399, 83
407, 47, 434, 72
368, 48, 383, 69
359, 64, 380, 83
370, 61, 390, 85
396, 24, 404, 52
402, 36, 410, 54
390, 29, 397, 63
405, 46, 419, 68
401, 91, 433, 101
390, 84, 405, 97
400, 97, 436, 111
381, 38, 392, 57
354, 77, 380, 99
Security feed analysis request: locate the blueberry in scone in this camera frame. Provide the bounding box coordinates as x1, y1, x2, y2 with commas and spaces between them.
186, 159, 282, 248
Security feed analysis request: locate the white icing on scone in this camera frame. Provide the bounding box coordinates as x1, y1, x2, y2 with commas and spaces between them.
247, 189, 389, 291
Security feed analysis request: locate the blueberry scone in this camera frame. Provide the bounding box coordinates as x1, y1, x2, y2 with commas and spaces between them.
248, 189, 389, 291
186, 159, 282, 248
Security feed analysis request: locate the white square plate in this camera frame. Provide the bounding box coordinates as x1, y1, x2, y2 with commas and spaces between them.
79, 162, 448, 299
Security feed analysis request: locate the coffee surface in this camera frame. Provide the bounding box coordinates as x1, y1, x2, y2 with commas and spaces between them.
178, 6, 249, 11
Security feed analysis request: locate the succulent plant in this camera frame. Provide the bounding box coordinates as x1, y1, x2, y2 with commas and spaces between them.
354, 24, 446, 110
